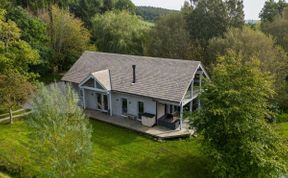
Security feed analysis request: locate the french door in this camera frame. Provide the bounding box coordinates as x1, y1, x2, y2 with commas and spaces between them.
96, 93, 108, 112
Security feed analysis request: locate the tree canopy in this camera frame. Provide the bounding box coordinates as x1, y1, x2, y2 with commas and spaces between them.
28, 84, 92, 178
208, 27, 288, 109
190, 51, 288, 177
0, 70, 33, 123
42, 6, 91, 72
0, 9, 40, 76
262, 7, 288, 52
92, 10, 151, 55
259, 0, 287, 23
144, 13, 201, 60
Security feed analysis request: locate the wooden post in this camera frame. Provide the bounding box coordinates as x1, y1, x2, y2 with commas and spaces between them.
198, 73, 203, 109
190, 80, 194, 112
109, 92, 112, 116
180, 103, 183, 130
9, 108, 13, 124
82, 89, 86, 109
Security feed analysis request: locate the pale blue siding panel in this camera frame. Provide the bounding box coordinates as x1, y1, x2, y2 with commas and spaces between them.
111, 92, 156, 117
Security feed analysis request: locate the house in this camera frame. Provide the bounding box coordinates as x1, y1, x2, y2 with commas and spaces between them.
62, 51, 208, 130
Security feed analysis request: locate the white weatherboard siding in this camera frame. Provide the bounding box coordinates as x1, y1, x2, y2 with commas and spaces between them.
111, 92, 156, 117
85, 89, 97, 110
157, 102, 165, 119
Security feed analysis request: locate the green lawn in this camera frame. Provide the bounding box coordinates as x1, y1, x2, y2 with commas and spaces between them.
0, 120, 211, 178
2, 120, 287, 178
273, 122, 288, 140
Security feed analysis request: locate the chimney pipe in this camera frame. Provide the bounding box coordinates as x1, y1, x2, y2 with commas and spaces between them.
132, 65, 136, 83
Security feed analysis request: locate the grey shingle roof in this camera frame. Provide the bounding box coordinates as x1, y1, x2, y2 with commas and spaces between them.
62, 51, 201, 103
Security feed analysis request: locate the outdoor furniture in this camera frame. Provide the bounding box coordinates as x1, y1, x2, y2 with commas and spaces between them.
157, 114, 180, 130
141, 113, 156, 127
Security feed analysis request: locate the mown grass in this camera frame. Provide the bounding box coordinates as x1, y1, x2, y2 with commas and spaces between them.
0, 119, 211, 178
2, 119, 287, 178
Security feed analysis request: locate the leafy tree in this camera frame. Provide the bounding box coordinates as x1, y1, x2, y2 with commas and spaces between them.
14, 0, 76, 14
208, 27, 288, 109
6, 7, 51, 75
262, 7, 288, 52
0, 9, 40, 76
226, 0, 245, 27
42, 6, 91, 72
259, 0, 287, 23
0, 70, 33, 124
70, 0, 102, 27
144, 13, 201, 60
115, 0, 136, 13
101, 0, 114, 12
136, 6, 178, 22
184, 0, 244, 45
92, 10, 151, 55
28, 84, 92, 178
185, 0, 228, 45
190, 51, 288, 177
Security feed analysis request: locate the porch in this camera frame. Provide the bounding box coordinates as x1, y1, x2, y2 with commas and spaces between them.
85, 109, 195, 139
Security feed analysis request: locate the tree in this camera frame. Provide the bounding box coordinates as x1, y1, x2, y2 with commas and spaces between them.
262, 7, 288, 52
0, 9, 40, 76
6, 7, 51, 75
185, 0, 228, 45
226, 0, 245, 27
184, 0, 244, 45
101, 0, 114, 12
144, 13, 202, 60
0, 70, 33, 124
259, 0, 287, 23
190, 51, 288, 177
92, 10, 151, 55
70, 0, 102, 28
208, 27, 288, 109
28, 84, 92, 178
14, 0, 76, 14
115, 0, 136, 13
41, 6, 91, 72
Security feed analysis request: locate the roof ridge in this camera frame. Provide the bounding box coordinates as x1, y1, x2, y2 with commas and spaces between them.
84, 51, 201, 63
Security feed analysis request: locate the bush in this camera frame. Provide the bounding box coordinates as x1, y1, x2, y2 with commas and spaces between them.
277, 113, 288, 123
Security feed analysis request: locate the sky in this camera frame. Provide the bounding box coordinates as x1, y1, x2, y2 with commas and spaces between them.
131, 0, 267, 20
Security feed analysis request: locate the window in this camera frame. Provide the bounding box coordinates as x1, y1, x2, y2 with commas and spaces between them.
96, 81, 104, 90
138, 101, 144, 118
122, 98, 128, 114
96, 93, 102, 110
83, 78, 94, 87
103, 95, 108, 111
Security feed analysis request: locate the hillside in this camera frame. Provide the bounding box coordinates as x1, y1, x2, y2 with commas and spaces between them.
136, 6, 179, 21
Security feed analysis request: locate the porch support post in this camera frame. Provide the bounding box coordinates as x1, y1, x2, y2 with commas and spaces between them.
190, 100, 193, 112
82, 88, 86, 109
190, 80, 194, 112
198, 73, 203, 109
109, 91, 112, 116
180, 102, 183, 130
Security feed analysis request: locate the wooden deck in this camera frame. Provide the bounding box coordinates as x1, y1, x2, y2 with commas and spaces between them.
85, 109, 195, 139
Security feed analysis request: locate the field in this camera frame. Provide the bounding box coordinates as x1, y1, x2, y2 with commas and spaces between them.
0, 119, 211, 178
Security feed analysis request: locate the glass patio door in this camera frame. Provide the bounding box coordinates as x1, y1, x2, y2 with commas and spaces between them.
96, 93, 109, 112
122, 98, 128, 115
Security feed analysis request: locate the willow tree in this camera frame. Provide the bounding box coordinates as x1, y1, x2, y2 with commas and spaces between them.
92, 10, 151, 55
28, 84, 92, 178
